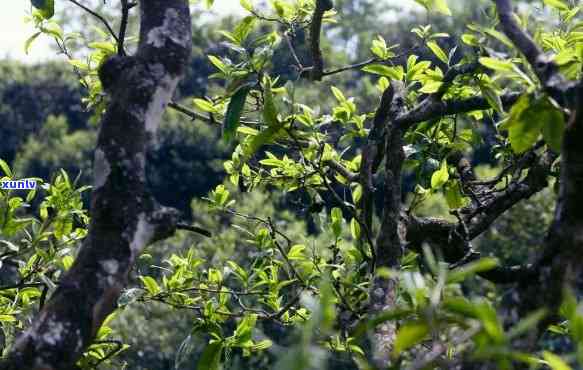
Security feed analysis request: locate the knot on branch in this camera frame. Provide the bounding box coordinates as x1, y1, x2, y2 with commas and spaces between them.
533, 53, 555, 74
389, 81, 407, 119
533, 54, 567, 96
98, 55, 138, 95
149, 205, 180, 243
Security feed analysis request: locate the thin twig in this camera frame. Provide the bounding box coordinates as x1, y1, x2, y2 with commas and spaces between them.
117, 0, 136, 56
168, 101, 258, 125
324, 159, 359, 182
67, 0, 119, 45
177, 287, 270, 296
176, 222, 212, 238
267, 217, 307, 286
284, 31, 303, 70
322, 58, 378, 77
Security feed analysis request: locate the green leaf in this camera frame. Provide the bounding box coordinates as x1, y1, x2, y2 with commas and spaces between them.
371, 36, 391, 59
0, 159, 13, 178
223, 84, 252, 142
426, 41, 448, 64
198, 342, 223, 370
287, 244, 306, 260
193, 98, 216, 113
442, 297, 479, 318
475, 302, 504, 342
369, 308, 412, 328
54, 217, 73, 239
208, 55, 227, 73
352, 184, 363, 203
541, 104, 565, 152
24, 32, 41, 54
234, 314, 257, 344
240, 0, 254, 11
430, 160, 449, 189
0, 240, 19, 252
500, 95, 533, 153
415, 0, 451, 15
0, 314, 16, 322
262, 78, 278, 126
41, 21, 63, 39
432, 0, 451, 15
139, 276, 161, 295
543, 0, 569, 11
88, 42, 116, 54
483, 28, 514, 49
227, 260, 248, 281
362, 64, 404, 80
447, 257, 498, 283
350, 218, 361, 240
245, 80, 284, 156
508, 308, 547, 339
233, 16, 256, 44
478, 57, 514, 72
503, 95, 563, 153
31, 0, 54, 19
68, 59, 89, 72
250, 339, 272, 351
331, 207, 343, 238
393, 322, 430, 358
543, 351, 572, 370
479, 82, 503, 113
444, 180, 467, 209
331, 86, 347, 102
237, 126, 259, 136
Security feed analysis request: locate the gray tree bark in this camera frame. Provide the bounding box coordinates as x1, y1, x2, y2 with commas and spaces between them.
0, 1, 191, 369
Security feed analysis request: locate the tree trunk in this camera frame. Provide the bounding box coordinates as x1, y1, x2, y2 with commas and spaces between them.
0, 1, 191, 369
367, 82, 407, 369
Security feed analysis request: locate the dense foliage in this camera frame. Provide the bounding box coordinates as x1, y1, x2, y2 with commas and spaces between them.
2, 0, 583, 369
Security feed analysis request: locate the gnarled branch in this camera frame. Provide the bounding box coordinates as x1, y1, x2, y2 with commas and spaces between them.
395, 92, 521, 131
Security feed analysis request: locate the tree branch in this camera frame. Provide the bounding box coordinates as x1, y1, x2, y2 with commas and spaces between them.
522, 81, 583, 318
493, 0, 574, 104
367, 81, 408, 369
308, 0, 333, 81
67, 0, 120, 46
321, 58, 378, 78
395, 92, 521, 131
436, 62, 480, 99
176, 222, 212, 238
406, 149, 556, 272
324, 159, 359, 182
168, 101, 257, 126
117, 0, 137, 56
359, 85, 395, 231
